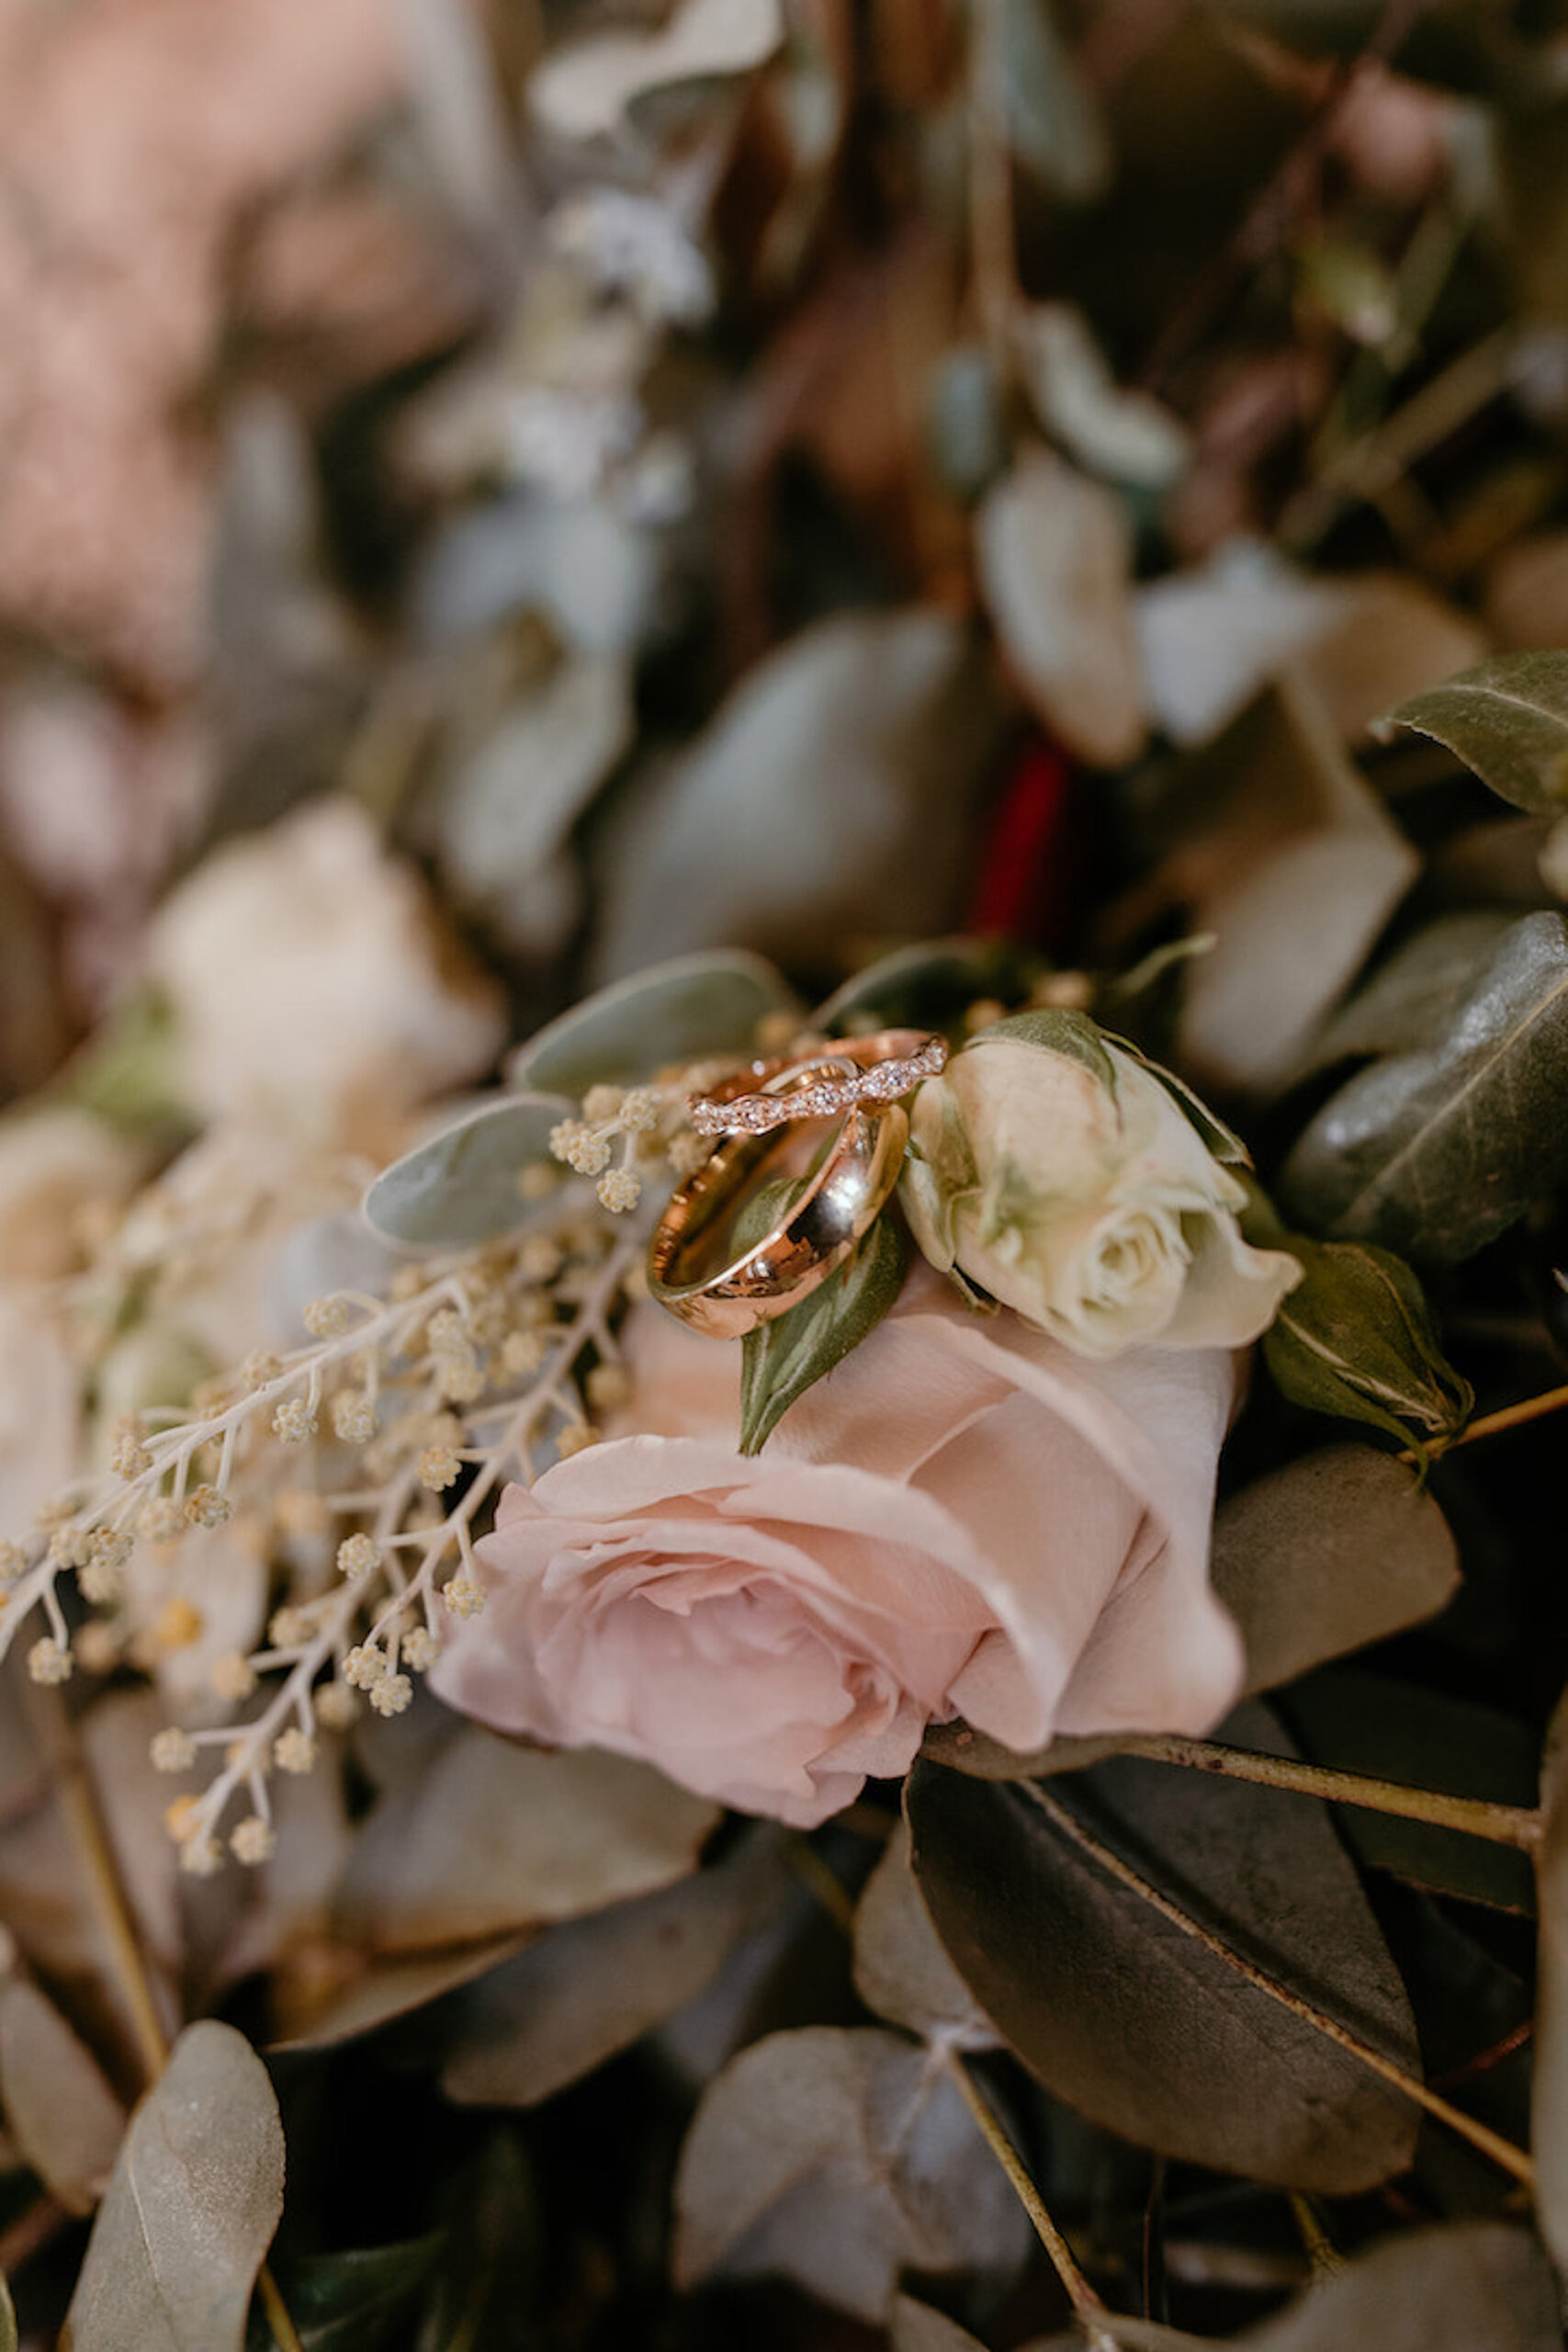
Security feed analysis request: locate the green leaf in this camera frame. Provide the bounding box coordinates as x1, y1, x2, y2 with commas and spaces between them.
814, 937, 1043, 1038
908, 1701, 1423, 2192
0, 1979, 126, 2215
245, 2239, 442, 2352
1263, 1236, 1472, 1453
61, 2021, 285, 2352
1379, 650, 1568, 815
739, 1213, 910, 1454
1280, 1668, 1537, 1917
890, 2300, 989, 2352
508, 948, 798, 1099
361, 1092, 574, 1250
1295, 911, 1516, 1080
851, 1821, 997, 2049
963, 1007, 1116, 1087
923, 1445, 1459, 1779
1279, 910, 1568, 1261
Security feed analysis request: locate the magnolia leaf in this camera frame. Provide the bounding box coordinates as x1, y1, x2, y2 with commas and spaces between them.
976, 448, 1145, 768
1279, 910, 1568, 1261
362, 1091, 575, 1250
672, 2025, 1028, 2322
1379, 650, 1568, 815
0, 1978, 126, 2214
908, 1702, 1423, 2190
61, 2021, 285, 2352
963, 1008, 1115, 1088
891, 2299, 990, 2352
739, 1212, 909, 1454
924, 1446, 1458, 1778
852, 1821, 997, 2051
508, 949, 798, 1100
243, 2236, 442, 2352
814, 938, 1043, 1038
1295, 911, 1516, 1080
335, 1725, 718, 1953
440, 1826, 791, 2107
1535, 1680, 1568, 2265
1263, 1237, 1472, 1452
1281, 1669, 1537, 1917
529, 0, 782, 140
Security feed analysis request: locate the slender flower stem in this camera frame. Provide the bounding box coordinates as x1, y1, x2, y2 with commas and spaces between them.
942, 2052, 1120, 2351
1422, 1382, 1568, 1457
1111, 1734, 1540, 1853
1021, 1784, 1534, 2188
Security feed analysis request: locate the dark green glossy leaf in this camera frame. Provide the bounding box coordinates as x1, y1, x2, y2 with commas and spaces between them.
1263, 1237, 1472, 1452
1296, 912, 1515, 1080
1279, 911, 1568, 1261
923, 1446, 1458, 1778
1379, 650, 1568, 815
1280, 1668, 1537, 1916
815, 937, 1043, 1038
362, 1092, 574, 1250
908, 1702, 1422, 2191
739, 1212, 910, 1454
509, 949, 799, 1097
245, 2238, 441, 2352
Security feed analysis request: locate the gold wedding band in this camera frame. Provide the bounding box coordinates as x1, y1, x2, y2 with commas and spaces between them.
649, 1049, 921, 1340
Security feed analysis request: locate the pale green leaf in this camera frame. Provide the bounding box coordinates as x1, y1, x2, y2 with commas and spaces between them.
1262, 1236, 1472, 1451
739, 1212, 909, 1454
508, 949, 798, 1099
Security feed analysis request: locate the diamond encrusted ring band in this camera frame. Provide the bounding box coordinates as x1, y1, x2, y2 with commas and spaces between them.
686, 1029, 948, 1137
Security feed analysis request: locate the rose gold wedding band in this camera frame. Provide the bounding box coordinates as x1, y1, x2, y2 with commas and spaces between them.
686, 1029, 947, 1138
648, 1091, 908, 1340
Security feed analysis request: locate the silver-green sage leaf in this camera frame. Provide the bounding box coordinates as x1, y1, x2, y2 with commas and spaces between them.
363, 1091, 575, 1250
1379, 649, 1568, 814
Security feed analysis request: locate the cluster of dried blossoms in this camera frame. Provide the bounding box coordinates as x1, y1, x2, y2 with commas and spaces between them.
0, 1069, 720, 1879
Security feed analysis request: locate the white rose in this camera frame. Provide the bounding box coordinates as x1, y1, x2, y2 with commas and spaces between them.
901, 1023, 1300, 1358
145, 798, 505, 1147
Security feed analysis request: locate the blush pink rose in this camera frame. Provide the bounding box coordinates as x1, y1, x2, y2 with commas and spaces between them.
431, 1269, 1247, 1828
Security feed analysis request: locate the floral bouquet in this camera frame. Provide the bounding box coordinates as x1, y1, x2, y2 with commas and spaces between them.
5, 1, 1568, 2347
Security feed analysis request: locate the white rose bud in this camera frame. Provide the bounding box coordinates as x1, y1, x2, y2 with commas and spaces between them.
901, 1017, 1301, 1357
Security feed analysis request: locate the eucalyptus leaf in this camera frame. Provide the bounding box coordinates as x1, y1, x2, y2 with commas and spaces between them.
1263, 1237, 1472, 1452
508, 949, 798, 1099
852, 1821, 997, 2051
272, 1936, 529, 2052
362, 1092, 575, 1250
334, 1726, 718, 1953
1280, 1669, 1537, 1917
923, 1446, 1458, 1778
814, 938, 1043, 1038
1531, 1678, 1568, 2265
892, 2299, 990, 2352
739, 1212, 909, 1454
244, 2237, 442, 2352
0, 1978, 126, 2214
61, 2021, 285, 2352
1379, 650, 1568, 815
1279, 910, 1568, 1261
440, 1826, 791, 2107
908, 1702, 1423, 2191
672, 2025, 1028, 2321
1226, 2221, 1559, 2352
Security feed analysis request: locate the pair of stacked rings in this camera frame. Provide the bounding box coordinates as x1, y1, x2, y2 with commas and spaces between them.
648, 1030, 948, 1340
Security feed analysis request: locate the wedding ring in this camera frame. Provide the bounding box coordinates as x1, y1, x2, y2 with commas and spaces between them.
649, 1058, 910, 1340
686, 1029, 948, 1138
